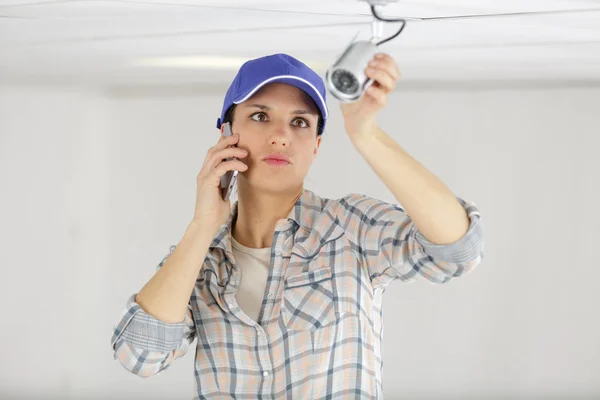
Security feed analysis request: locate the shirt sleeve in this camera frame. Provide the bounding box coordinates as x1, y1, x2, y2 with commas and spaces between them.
110, 246, 196, 377
340, 194, 484, 289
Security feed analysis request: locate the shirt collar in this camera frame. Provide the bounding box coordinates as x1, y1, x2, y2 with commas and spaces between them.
209, 188, 324, 253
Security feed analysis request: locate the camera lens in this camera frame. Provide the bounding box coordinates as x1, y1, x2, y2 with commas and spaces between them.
331, 69, 359, 95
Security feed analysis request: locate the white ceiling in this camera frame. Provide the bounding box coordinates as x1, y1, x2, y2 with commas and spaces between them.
1, 0, 600, 87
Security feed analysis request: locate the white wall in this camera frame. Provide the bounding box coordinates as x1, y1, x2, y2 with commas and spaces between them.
0, 86, 110, 398
1, 83, 598, 399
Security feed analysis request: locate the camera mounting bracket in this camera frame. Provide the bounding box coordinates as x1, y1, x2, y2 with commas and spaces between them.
357, 0, 400, 40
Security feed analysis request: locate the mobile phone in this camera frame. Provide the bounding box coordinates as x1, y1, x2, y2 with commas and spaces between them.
219, 122, 239, 201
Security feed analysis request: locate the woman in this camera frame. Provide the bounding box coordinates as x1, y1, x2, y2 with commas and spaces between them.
111, 53, 484, 399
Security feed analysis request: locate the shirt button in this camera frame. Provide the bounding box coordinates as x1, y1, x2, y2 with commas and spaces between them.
267, 293, 273, 299
263, 371, 269, 377
228, 303, 234, 309
274, 248, 282, 256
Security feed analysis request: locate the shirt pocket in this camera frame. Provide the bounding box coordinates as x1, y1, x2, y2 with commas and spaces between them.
282, 266, 336, 331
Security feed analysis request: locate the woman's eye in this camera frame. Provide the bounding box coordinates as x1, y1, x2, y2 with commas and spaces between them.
292, 118, 309, 128
250, 113, 309, 128
250, 112, 267, 122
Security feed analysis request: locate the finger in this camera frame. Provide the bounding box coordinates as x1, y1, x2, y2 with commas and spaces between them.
369, 57, 399, 82
218, 130, 237, 140
213, 132, 240, 150
207, 134, 239, 159
365, 67, 396, 93
366, 85, 388, 107
213, 159, 248, 178
374, 53, 400, 79
371, 56, 400, 82
207, 147, 248, 170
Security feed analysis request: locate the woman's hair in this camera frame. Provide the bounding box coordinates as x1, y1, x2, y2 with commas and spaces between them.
222, 99, 325, 136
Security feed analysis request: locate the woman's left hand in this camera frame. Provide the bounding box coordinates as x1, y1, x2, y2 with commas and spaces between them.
340, 52, 400, 140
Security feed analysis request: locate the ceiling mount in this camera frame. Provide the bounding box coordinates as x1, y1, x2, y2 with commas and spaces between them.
358, 0, 399, 6
359, 0, 400, 37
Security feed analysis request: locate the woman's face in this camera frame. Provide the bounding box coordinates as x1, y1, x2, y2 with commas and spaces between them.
228, 83, 322, 195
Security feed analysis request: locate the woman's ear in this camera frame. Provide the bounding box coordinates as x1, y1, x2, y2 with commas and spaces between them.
219, 122, 229, 137
313, 136, 322, 157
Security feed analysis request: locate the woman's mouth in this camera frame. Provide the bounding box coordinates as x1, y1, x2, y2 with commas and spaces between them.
263, 154, 291, 166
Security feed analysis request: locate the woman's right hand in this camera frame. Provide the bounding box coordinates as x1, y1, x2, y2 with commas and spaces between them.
193, 131, 248, 233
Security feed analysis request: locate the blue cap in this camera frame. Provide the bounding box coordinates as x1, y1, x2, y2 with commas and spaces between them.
216, 53, 329, 134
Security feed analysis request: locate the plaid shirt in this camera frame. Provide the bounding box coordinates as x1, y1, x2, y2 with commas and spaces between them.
111, 189, 484, 399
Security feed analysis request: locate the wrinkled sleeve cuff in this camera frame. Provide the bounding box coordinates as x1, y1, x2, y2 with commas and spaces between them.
415, 199, 484, 264
111, 294, 187, 353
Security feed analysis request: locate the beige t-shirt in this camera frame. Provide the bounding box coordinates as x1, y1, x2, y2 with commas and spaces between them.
230, 236, 271, 322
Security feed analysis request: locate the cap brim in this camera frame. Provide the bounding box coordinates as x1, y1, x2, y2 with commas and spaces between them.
233, 75, 329, 121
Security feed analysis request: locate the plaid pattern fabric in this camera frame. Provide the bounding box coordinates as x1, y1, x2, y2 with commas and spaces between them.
112, 189, 484, 399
